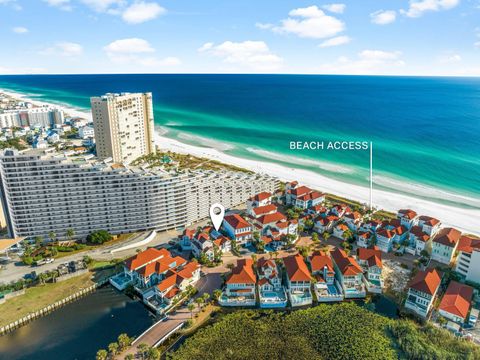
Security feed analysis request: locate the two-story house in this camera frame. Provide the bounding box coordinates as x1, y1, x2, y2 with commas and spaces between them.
397, 209, 417, 229
438, 281, 474, 325
417, 215, 441, 236
409, 225, 431, 256
257, 258, 287, 308
308, 251, 343, 302
356, 246, 383, 293
331, 247, 366, 298
404, 268, 441, 318
220, 259, 257, 307
222, 214, 253, 245
431, 227, 461, 265
283, 254, 312, 306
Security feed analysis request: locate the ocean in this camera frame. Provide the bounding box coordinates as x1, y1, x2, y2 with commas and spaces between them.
0, 74, 479, 211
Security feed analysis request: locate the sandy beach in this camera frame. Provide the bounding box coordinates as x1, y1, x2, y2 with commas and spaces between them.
2, 88, 479, 235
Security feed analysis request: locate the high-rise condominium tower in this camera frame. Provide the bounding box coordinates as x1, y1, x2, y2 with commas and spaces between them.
90, 92, 156, 164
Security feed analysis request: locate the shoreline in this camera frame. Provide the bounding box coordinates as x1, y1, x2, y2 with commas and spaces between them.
1, 87, 479, 235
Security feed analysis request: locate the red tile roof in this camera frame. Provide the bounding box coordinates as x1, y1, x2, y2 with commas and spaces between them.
398, 209, 417, 220
224, 214, 251, 230
257, 212, 287, 225
252, 204, 277, 216
457, 236, 480, 254
226, 259, 256, 284
331, 248, 363, 276
410, 225, 430, 242
291, 186, 311, 197
125, 248, 169, 271
309, 251, 334, 273
284, 254, 311, 282
182, 228, 195, 239
408, 268, 441, 295
250, 191, 272, 202
439, 281, 473, 320
433, 227, 462, 248
418, 215, 440, 226
357, 247, 382, 269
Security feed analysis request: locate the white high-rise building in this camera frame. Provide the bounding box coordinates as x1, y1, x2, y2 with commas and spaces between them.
91, 92, 156, 164
0, 149, 277, 240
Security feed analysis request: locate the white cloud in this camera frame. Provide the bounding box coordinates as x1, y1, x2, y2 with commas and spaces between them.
318, 49, 405, 75
370, 10, 397, 25
198, 40, 284, 71
43, 0, 72, 11
322, 3, 346, 14
439, 53, 462, 63
1, 0, 21, 10
104, 38, 155, 53
319, 35, 351, 48
122, 2, 166, 24
104, 38, 179, 68
475, 41, 480, 48
40, 42, 83, 57
260, 5, 345, 39
12, 26, 28, 34
401, 0, 460, 18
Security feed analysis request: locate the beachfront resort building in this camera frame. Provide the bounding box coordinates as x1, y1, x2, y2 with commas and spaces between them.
454, 236, 480, 283
438, 281, 474, 325
284, 254, 313, 307
257, 258, 287, 308
0, 149, 277, 240
431, 227, 462, 265
404, 268, 441, 318
219, 259, 257, 307
109, 247, 200, 312
331, 248, 366, 298
91, 92, 156, 164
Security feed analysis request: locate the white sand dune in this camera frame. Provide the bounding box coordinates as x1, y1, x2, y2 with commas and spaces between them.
2, 87, 479, 235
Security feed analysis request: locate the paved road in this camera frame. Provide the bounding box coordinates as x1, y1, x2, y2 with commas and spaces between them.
0, 230, 179, 284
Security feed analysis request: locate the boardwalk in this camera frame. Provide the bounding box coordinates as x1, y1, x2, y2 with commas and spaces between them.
120, 272, 222, 357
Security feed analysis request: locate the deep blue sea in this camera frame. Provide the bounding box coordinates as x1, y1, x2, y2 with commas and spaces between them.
0, 74, 479, 209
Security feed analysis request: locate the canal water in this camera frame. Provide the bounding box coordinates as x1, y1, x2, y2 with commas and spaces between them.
0, 286, 154, 360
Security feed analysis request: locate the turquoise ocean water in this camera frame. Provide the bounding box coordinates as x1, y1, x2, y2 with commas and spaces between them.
0, 74, 479, 210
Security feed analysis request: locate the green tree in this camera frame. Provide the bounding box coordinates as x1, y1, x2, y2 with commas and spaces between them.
137, 343, 149, 359
48, 231, 57, 243
118, 333, 133, 351
323, 232, 331, 241
188, 303, 195, 318
312, 232, 319, 242
66, 228, 75, 241
95, 349, 108, 360
195, 296, 204, 310
124, 354, 134, 360
34, 236, 43, 247
108, 342, 119, 355
146, 347, 160, 360
213, 289, 222, 302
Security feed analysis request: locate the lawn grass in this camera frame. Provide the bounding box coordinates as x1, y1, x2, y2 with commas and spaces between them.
0, 272, 94, 327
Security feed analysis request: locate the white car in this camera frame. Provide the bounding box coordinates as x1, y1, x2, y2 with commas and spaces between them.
44, 258, 55, 264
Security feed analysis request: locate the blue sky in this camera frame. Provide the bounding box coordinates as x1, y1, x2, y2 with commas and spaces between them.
0, 0, 479, 75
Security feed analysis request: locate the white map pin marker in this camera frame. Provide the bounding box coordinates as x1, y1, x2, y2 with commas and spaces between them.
210, 203, 225, 231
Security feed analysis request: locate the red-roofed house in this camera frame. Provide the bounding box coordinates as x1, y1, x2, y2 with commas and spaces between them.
397, 209, 418, 229
417, 215, 441, 236
222, 214, 253, 245
257, 258, 287, 308
247, 191, 272, 210
286, 184, 324, 209
333, 223, 349, 239
356, 231, 373, 248
113, 248, 200, 313
344, 211, 363, 231
220, 259, 257, 307
248, 203, 277, 218
405, 268, 441, 318
439, 281, 474, 324
357, 247, 383, 293
431, 227, 462, 265
308, 251, 343, 302
455, 236, 480, 283
331, 248, 366, 298
409, 225, 431, 256
283, 254, 312, 306
191, 231, 215, 262
179, 228, 196, 250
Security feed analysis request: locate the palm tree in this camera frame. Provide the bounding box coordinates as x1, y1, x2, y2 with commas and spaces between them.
323, 232, 331, 241
66, 228, 75, 241
38, 272, 48, 285
117, 333, 132, 351
213, 289, 222, 302
188, 303, 195, 318
202, 293, 210, 304
251, 254, 257, 264
195, 296, 204, 310
95, 349, 108, 360
146, 347, 160, 360
108, 342, 119, 356
48, 231, 57, 243
137, 343, 149, 360
124, 354, 134, 360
